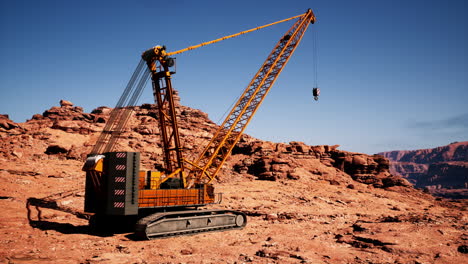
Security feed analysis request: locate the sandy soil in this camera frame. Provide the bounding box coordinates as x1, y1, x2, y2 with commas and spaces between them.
0, 158, 467, 264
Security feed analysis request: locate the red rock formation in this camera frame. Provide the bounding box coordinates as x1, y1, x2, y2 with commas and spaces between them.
381, 142, 468, 163
0, 99, 409, 191
0, 114, 21, 132
2, 100, 467, 264
231, 139, 410, 188
421, 162, 468, 188
59, 99, 74, 107
379, 142, 468, 196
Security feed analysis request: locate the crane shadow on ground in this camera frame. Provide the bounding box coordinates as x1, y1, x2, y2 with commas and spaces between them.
124, 233, 143, 241
26, 197, 113, 237
28, 220, 91, 235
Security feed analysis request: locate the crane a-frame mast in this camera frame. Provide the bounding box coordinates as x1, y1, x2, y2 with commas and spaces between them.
142, 9, 316, 187
142, 47, 186, 187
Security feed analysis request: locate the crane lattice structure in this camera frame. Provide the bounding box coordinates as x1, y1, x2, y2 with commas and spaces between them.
89, 9, 316, 189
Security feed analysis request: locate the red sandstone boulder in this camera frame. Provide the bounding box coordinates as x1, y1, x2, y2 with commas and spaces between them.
60, 99, 74, 107
0, 114, 20, 131
91, 106, 112, 115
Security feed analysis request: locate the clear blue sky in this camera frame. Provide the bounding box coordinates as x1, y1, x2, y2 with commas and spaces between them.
1, 0, 467, 154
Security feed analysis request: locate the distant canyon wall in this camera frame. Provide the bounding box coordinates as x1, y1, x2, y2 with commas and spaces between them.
378, 142, 468, 190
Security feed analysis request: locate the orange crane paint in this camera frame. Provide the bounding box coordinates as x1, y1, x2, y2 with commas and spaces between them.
82, 9, 317, 239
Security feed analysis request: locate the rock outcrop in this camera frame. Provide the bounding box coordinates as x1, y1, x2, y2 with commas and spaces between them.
0, 99, 410, 190
59, 99, 74, 107
0, 114, 21, 132
231, 140, 410, 188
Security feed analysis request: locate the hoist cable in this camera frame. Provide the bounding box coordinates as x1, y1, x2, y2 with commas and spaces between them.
103, 67, 150, 153
92, 60, 148, 154
313, 28, 318, 88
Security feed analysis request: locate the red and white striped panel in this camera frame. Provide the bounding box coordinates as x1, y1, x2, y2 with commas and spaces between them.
114, 202, 125, 208
115, 164, 126, 170
114, 189, 125, 195
116, 152, 127, 158
115, 177, 125, 183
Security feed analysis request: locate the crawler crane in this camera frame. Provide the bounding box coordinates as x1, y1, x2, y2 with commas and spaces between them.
82, 9, 316, 239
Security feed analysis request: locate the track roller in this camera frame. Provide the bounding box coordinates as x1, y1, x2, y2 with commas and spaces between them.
135, 209, 247, 240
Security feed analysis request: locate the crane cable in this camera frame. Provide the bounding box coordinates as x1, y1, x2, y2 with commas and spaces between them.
313, 28, 318, 88
312, 27, 319, 101
91, 60, 150, 154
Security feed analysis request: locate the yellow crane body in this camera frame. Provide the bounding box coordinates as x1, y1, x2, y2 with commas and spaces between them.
82, 9, 316, 239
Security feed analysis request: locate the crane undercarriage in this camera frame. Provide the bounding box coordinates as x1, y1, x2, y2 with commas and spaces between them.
135, 209, 247, 239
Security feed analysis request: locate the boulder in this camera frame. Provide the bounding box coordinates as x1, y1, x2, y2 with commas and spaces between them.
91, 106, 112, 115
45, 145, 68, 155
381, 175, 412, 188
352, 155, 368, 166
43, 105, 84, 120
31, 114, 44, 120
0, 114, 20, 131
60, 99, 74, 107
134, 125, 159, 135
52, 121, 81, 133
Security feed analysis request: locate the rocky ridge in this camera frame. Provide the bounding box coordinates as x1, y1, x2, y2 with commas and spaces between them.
0, 97, 409, 190
0, 98, 466, 263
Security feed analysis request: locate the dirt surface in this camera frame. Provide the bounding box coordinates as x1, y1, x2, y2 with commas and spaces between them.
0, 102, 467, 263
0, 158, 467, 264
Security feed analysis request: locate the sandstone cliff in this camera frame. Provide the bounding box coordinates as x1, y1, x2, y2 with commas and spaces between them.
379, 142, 468, 198
381, 142, 468, 164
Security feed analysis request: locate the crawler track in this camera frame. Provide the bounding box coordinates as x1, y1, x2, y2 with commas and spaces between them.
135, 209, 247, 240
